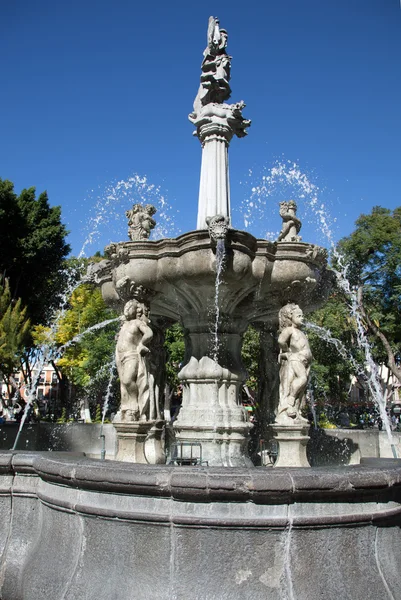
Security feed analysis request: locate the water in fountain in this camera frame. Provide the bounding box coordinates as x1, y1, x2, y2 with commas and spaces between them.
98, 357, 117, 459
11, 263, 85, 449
305, 321, 367, 377
77, 174, 181, 259
241, 159, 397, 455
306, 383, 318, 430
212, 238, 227, 362
12, 309, 121, 450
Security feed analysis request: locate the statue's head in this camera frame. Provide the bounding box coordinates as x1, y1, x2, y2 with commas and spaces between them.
145, 204, 157, 216
124, 299, 138, 320
288, 200, 297, 212
279, 201, 288, 214
279, 303, 303, 330
219, 29, 228, 49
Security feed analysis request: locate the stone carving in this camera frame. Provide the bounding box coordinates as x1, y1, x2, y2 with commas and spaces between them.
190, 99, 251, 139
256, 324, 280, 426
115, 276, 154, 305
115, 299, 153, 422
276, 303, 311, 425
85, 259, 111, 285
126, 204, 157, 241
206, 214, 230, 242
146, 320, 168, 421
104, 242, 130, 265
305, 244, 328, 264
191, 16, 231, 118
277, 200, 302, 242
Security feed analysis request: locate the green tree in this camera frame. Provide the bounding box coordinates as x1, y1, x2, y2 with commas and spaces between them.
307, 291, 361, 408
338, 206, 401, 383
164, 323, 185, 390
0, 278, 30, 396
241, 325, 260, 390
0, 179, 70, 327
54, 283, 120, 418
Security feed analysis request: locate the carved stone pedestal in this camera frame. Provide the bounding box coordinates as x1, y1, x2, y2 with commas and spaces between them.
271, 424, 310, 468
174, 354, 253, 467
113, 420, 165, 464
144, 419, 166, 464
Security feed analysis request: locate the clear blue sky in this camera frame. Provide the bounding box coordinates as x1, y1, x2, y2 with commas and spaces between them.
2, 0, 401, 256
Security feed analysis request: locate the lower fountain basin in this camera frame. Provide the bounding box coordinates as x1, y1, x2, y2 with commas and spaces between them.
1, 451, 401, 599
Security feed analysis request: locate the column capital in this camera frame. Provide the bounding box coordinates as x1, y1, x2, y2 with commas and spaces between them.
189, 101, 251, 145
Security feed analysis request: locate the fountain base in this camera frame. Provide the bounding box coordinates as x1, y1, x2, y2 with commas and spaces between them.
175, 357, 253, 466
272, 424, 310, 467
2, 452, 401, 600
113, 419, 165, 464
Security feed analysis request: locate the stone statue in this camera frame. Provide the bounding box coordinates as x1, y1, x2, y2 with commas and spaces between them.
126, 204, 156, 241
191, 16, 232, 118
276, 303, 311, 425
277, 200, 302, 242
115, 299, 153, 422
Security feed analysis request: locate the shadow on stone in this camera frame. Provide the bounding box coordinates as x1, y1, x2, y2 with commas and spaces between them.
307, 427, 359, 466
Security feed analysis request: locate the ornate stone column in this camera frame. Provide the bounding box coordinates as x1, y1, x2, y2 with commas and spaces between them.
256, 323, 280, 429
173, 315, 253, 467
196, 119, 232, 228
189, 16, 250, 229
191, 104, 250, 229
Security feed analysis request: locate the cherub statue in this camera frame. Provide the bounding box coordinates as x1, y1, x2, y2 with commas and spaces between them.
277, 200, 302, 242
191, 16, 232, 118
126, 204, 157, 241
275, 303, 311, 425
115, 299, 153, 422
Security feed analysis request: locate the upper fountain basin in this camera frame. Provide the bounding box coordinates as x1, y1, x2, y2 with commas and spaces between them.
91, 229, 334, 325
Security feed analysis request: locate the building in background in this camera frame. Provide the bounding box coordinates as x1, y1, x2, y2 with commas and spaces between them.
1, 364, 62, 418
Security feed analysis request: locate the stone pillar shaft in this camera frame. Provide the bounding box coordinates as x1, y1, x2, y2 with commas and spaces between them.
197, 132, 231, 229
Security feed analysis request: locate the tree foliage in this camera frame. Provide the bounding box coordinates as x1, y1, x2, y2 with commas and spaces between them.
337, 206, 401, 382
164, 323, 185, 389
54, 284, 120, 414
0, 278, 30, 393
0, 179, 70, 327
241, 326, 260, 390
307, 291, 360, 406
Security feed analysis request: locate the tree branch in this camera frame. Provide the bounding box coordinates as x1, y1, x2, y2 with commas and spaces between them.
357, 284, 401, 385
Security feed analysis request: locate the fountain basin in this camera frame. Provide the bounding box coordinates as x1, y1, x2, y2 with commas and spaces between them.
97, 230, 333, 324
1, 451, 400, 599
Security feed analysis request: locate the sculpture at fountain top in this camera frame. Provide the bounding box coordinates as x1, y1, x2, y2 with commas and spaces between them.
115, 299, 153, 422
126, 203, 157, 241
191, 16, 231, 117
277, 200, 302, 242
275, 303, 311, 425
190, 16, 251, 229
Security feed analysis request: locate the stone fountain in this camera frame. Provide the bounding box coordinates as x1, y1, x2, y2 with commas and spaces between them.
0, 17, 400, 600
89, 16, 333, 467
